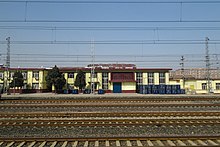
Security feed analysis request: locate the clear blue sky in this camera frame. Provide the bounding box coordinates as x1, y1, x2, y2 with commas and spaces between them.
0, 0, 220, 69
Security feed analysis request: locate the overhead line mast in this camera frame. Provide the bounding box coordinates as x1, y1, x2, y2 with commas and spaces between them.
5, 37, 10, 94
91, 39, 95, 94
205, 37, 212, 94
180, 56, 185, 89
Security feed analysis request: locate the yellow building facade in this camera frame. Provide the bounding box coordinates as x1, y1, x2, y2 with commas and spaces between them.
170, 69, 220, 94
0, 64, 171, 93
0, 67, 48, 93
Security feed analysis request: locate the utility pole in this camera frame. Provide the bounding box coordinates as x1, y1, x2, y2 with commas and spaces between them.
205, 37, 212, 94
90, 39, 95, 94
215, 54, 220, 80
5, 37, 10, 94
180, 56, 185, 89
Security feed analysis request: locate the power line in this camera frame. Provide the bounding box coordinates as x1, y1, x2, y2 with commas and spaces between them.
1, 1, 220, 4
1, 40, 220, 45
1, 26, 220, 31
1, 20, 220, 23
1, 53, 220, 59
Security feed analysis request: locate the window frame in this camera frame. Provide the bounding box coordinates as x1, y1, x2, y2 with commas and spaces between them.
148, 72, 154, 85
202, 83, 207, 90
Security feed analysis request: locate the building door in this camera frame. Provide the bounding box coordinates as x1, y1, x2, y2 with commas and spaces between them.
113, 82, 122, 93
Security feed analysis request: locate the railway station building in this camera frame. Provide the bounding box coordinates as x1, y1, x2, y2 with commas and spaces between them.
60, 64, 171, 93
0, 64, 171, 93
2, 64, 220, 94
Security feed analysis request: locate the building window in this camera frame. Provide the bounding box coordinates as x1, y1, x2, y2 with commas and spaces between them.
0, 72, 3, 79
159, 72, 166, 84
102, 72, 108, 90
33, 71, 39, 80
136, 72, 143, 93
91, 72, 97, 78
68, 73, 74, 78
216, 83, 220, 90
202, 83, 207, 90
32, 83, 39, 89
136, 72, 143, 84
148, 72, 154, 85
22, 72, 27, 80
10, 72, 14, 78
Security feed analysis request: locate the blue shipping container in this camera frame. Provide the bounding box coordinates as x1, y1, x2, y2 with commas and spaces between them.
159, 84, 166, 90
159, 89, 166, 94
166, 85, 172, 90
64, 89, 69, 94
172, 89, 177, 94
83, 89, 91, 94
172, 85, 181, 90
98, 89, 105, 94
72, 89, 78, 94
181, 89, 186, 94
176, 89, 181, 94
147, 85, 153, 94
152, 89, 159, 94
166, 89, 172, 94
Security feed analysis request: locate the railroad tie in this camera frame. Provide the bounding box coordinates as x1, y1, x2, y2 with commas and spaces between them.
137, 140, 143, 146
105, 140, 110, 146
84, 141, 89, 147
197, 140, 208, 146
146, 140, 154, 146
17, 141, 25, 147
95, 141, 99, 147
61, 141, 68, 147
50, 141, 57, 147
72, 141, 78, 147
167, 140, 176, 146
39, 141, 47, 147
177, 140, 187, 146
187, 140, 197, 146
6, 141, 14, 147
207, 140, 218, 146
27, 141, 36, 147
126, 140, 132, 146
156, 140, 165, 146
116, 140, 121, 146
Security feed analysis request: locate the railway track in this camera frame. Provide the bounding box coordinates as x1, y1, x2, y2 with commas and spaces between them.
1, 118, 220, 127
1, 103, 220, 108
1, 111, 220, 118
1, 97, 220, 104
0, 136, 220, 146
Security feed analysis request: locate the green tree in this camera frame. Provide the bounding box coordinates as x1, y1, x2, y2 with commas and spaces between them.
74, 70, 86, 92
10, 71, 24, 88
46, 65, 66, 93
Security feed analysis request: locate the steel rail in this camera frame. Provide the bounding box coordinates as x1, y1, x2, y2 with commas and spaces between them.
1, 111, 220, 118
1, 97, 219, 104
1, 103, 220, 107
0, 136, 220, 147
1, 135, 220, 140
0, 118, 220, 127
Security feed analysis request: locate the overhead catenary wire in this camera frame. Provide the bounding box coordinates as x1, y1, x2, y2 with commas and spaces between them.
1, 1, 220, 4
1, 26, 220, 31
1, 20, 220, 23
0, 40, 220, 45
